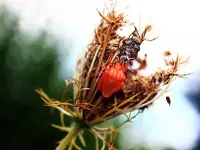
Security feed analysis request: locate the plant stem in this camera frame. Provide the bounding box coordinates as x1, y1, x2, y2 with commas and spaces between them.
56, 123, 81, 150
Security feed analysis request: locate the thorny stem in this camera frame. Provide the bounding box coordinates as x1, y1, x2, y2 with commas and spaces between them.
56, 123, 81, 150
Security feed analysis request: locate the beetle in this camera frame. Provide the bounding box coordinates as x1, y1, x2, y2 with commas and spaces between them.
97, 25, 157, 97
98, 63, 128, 97
119, 25, 157, 63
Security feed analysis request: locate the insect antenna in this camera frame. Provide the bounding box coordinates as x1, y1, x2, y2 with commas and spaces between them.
128, 25, 140, 39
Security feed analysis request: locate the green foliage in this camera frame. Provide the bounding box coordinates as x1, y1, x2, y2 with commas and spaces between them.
0, 6, 70, 150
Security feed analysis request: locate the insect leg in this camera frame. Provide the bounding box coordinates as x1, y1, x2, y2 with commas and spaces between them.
129, 25, 140, 39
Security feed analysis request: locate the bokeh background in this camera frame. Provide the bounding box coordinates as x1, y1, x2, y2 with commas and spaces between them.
1, 0, 200, 150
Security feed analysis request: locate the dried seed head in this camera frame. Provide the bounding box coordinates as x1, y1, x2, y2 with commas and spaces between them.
36, 4, 189, 150
39, 5, 188, 126
72, 7, 188, 125
37, 5, 189, 149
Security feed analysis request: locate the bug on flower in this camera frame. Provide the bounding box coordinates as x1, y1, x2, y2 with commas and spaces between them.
98, 26, 157, 98
119, 25, 157, 63
98, 63, 128, 97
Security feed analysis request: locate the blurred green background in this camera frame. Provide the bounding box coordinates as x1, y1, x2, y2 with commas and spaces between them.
0, 5, 101, 150
0, 6, 71, 150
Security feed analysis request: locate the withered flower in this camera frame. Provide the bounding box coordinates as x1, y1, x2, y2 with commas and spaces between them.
36, 4, 189, 150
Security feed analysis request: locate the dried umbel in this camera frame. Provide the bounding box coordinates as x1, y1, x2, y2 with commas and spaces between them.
36, 4, 189, 150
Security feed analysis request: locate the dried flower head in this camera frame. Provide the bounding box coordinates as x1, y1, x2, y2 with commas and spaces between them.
36, 4, 189, 150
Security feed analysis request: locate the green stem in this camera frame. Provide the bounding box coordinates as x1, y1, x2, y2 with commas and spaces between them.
56, 123, 81, 150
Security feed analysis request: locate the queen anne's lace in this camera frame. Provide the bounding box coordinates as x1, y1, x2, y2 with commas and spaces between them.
36, 3, 189, 150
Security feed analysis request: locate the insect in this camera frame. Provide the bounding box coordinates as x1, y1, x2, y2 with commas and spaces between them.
98, 25, 157, 97
118, 25, 157, 63
98, 63, 128, 97
166, 96, 171, 106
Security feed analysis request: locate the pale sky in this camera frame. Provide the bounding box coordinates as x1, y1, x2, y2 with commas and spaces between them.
3, 0, 200, 149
